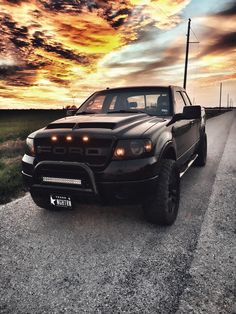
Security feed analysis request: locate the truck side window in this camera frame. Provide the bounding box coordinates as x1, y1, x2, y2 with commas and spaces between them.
181, 92, 192, 106
175, 92, 186, 114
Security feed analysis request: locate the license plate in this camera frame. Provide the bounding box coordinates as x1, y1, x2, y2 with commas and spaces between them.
50, 195, 72, 208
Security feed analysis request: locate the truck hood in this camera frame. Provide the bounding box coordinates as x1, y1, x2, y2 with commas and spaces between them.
38, 113, 167, 138
32, 113, 169, 168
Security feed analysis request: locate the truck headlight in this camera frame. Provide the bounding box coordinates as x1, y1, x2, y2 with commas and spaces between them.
25, 137, 35, 156
113, 139, 152, 159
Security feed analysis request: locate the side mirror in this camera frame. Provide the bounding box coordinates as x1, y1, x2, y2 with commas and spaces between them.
183, 105, 201, 119
167, 113, 183, 125
66, 109, 77, 116
167, 105, 201, 126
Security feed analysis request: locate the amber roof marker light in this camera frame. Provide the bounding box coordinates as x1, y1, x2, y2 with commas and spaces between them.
51, 135, 58, 141
82, 136, 89, 142
66, 135, 73, 141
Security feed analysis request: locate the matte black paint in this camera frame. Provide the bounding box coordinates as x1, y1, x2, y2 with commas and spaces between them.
22, 86, 205, 203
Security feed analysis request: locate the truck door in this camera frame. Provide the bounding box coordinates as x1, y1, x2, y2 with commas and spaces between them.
172, 90, 195, 165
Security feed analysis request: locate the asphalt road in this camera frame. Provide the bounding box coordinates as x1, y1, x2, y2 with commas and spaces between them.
0, 111, 235, 314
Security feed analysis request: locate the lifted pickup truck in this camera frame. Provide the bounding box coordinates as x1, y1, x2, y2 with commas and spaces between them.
22, 86, 207, 225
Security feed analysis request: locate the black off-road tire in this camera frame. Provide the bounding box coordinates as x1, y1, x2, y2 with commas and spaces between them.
143, 159, 180, 225
194, 132, 207, 167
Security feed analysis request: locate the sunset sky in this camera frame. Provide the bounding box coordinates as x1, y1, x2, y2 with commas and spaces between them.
0, 0, 235, 109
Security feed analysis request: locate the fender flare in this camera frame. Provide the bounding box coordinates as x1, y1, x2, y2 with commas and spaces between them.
158, 141, 177, 162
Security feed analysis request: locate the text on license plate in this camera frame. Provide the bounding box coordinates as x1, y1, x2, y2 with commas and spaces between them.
50, 195, 72, 208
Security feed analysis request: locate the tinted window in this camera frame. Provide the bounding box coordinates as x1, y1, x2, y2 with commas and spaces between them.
77, 88, 171, 116
127, 95, 145, 109
175, 92, 186, 113
86, 95, 106, 112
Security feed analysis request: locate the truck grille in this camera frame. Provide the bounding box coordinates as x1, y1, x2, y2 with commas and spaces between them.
35, 137, 114, 167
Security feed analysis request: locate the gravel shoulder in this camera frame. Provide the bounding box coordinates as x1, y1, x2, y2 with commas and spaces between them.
177, 112, 236, 313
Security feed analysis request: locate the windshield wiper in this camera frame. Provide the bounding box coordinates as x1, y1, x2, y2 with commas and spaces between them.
76, 111, 96, 115
107, 110, 146, 114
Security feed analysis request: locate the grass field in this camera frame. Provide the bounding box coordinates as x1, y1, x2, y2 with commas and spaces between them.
0, 110, 65, 143
0, 110, 65, 204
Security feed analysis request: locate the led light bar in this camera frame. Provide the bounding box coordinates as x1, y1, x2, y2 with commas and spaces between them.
42, 177, 82, 185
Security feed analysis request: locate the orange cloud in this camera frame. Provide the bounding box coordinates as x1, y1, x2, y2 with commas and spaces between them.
1, 0, 234, 108
0, 0, 191, 108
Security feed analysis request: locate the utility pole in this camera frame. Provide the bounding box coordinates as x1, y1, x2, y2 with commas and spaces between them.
183, 19, 199, 90
227, 93, 229, 108
219, 82, 222, 109
183, 19, 191, 90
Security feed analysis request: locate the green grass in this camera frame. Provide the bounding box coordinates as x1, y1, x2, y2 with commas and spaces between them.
0, 157, 25, 204
0, 139, 26, 204
0, 110, 65, 143
0, 110, 65, 204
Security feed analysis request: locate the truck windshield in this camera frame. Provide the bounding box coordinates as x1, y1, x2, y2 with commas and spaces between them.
76, 88, 171, 117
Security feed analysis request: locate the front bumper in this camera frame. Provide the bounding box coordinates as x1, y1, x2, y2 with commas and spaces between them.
22, 155, 159, 204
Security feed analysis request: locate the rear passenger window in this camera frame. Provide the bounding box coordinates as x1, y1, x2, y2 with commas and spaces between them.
127, 95, 145, 110
181, 92, 192, 106
175, 92, 186, 114
146, 94, 170, 116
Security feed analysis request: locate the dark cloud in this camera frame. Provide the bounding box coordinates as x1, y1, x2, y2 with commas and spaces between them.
38, 0, 130, 28
10, 37, 30, 48
106, 8, 131, 28
5, 0, 29, 4
1, 15, 30, 49
132, 25, 160, 44
31, 9, 43, 19
48, 76, 69, 85
201, 32, 236, 56
44, 44, 89, 64
2, 15, 16, 28
0, 63, 38, 87
31, 32, 46, 47
39, 0, 82, 12
137, 46, 183, 75
105, 45, 183, 81
31, 32, 89, 64
38, 0, 105, 13
216, 2, 236, 16
197, 3, 236, 59
0, 65, 23, 76
11, 26, 28, 38
0, 62, 39, 77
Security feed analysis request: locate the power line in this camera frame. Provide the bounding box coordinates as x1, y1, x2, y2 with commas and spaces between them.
190, 27, 199, 43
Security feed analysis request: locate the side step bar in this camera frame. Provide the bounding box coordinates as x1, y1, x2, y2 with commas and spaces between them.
180, 154, 198, 178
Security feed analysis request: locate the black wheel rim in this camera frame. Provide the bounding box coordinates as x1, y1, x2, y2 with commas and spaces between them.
168, 171, 179, 214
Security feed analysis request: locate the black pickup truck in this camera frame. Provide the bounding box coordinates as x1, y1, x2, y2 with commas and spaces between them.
22, 86, 207, 225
